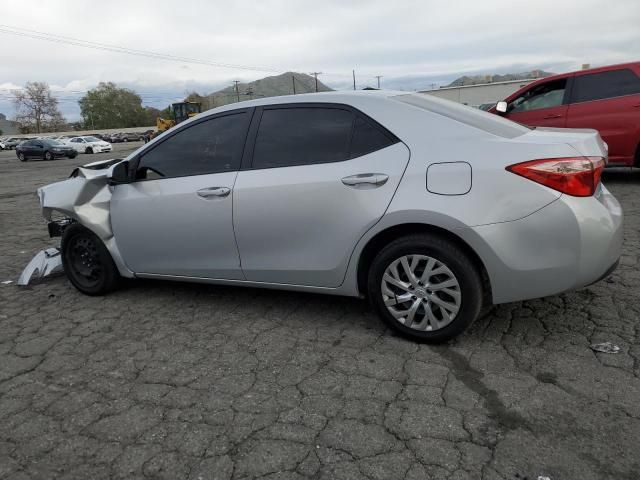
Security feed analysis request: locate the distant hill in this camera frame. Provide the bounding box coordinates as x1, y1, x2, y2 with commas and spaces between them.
447, 70, 554, 87
206, 72, 332, 108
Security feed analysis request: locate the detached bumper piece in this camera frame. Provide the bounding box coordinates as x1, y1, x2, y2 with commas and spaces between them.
48, 218, 74, 238
17, 248, 64, 286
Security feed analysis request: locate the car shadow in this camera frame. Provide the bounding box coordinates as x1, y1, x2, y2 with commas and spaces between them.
601, 167, 640, 184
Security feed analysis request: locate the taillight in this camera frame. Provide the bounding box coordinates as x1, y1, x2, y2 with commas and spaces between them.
506, 157, 605, 197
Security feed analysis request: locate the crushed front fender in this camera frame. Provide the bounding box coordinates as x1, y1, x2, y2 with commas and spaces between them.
17, 248, 64, 286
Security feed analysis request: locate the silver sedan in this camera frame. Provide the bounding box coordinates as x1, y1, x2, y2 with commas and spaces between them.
34, 91, 622, 342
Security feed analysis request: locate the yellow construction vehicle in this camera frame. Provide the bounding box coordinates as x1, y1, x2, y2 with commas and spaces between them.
154, 101, 202, 136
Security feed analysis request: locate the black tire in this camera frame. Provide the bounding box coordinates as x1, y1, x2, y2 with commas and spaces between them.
44, 150, 53, 161
61, 224, 120, 295
85, 147, 93, 154
17, 152, 26, 162
123, 138, 128, 142
367, 233, 483, 343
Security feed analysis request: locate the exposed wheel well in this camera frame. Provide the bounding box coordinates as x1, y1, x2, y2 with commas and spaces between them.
356, 223, 492, 304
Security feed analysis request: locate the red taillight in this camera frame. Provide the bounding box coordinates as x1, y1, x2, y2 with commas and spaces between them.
506, 157, 605, 197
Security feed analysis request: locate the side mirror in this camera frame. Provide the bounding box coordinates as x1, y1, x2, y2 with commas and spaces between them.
495, 101, 508, 114
109, 160, 130, 184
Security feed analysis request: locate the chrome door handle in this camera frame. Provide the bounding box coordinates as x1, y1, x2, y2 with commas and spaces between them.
341, 173, 389, 188
543, 114, 562, 119
197, 187, 231, 198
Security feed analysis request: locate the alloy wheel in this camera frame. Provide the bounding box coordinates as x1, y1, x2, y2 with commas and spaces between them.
381, 254, 461, 331
67, 236, 103, 289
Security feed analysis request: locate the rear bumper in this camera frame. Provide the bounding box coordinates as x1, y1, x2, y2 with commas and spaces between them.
467, 185, 623, 304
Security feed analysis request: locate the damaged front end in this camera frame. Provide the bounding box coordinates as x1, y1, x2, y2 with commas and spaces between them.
19, 158, 129, 286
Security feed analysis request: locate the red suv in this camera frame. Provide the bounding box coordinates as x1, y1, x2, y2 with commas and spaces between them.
491, 62, 640, 166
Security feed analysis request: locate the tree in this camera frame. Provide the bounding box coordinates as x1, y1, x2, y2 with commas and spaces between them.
79, 82, 150, 129
13, 82, 66, 134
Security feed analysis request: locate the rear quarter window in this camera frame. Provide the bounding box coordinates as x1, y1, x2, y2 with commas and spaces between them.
571, 69, 640, 103
393, 93, 531, 139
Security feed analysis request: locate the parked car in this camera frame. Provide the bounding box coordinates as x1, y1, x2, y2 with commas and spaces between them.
490, 61, 640, 166
16, 139, 77, 161
35, 91, 622, 342
0, 139, 5, 150
3, 137, 27, 150
118, 132, 142, 142
65, 136, 112, 154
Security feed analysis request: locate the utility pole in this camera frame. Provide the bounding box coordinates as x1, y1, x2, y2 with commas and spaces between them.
292, 75, 296, 94
375, 75, 383, 89
352, 70, 356, 90
310, 72, 322, 92
233, 80, 240, 102
246, 87, 254, 100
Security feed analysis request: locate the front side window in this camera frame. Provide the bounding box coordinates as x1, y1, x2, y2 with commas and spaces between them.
509, 79, 567, 112
571, 69, 640, 103
252, 107, 354, 169
136, 112, 247, 180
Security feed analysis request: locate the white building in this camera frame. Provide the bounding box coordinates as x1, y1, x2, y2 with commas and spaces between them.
419, 78, 538, 108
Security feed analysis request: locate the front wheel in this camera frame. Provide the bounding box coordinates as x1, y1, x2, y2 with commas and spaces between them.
368, 234, 483, 343
85, 147, 93, 154
44, 151, 53, 161
61, 224, 120, 295
17, 152, 26, 162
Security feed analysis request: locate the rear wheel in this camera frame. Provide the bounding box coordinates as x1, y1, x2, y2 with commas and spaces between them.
17, 152, 26, 162
368, 234, 483, 343
44, 150, 53, 161
61, 224, 120, 295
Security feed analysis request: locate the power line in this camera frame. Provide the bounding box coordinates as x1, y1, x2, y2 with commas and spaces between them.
0, 24, 283, 74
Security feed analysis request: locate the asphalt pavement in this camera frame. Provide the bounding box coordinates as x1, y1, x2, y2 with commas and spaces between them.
1, 143, 639, 479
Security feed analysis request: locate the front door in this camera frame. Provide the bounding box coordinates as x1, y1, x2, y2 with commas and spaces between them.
111, 110, 252, 279
234, 105, 410, 287
505, 78, 570, 128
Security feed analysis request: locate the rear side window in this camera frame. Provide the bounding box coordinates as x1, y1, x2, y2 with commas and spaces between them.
571, 69, 640, 103
252, 107, 354, 168
350, 116, 396, 159
136, 113, 247, 180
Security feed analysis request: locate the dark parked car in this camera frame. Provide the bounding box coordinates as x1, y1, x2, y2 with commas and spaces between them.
16, 139, 77, 161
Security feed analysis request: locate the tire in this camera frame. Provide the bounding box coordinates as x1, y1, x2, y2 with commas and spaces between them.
44, 150, 53, 161
85, 147, 93, 154
61, 224, 120, 295
367, 233, 483, 343
68, 152, 78, 159
17, 152, 26, 162
123, 138, 128, 142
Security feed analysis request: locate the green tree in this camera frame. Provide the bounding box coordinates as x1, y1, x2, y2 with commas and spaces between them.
13, 82, 66, 133
79, 82, 150, 129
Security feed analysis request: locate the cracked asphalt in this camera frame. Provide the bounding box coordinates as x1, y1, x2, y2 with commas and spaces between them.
0, 144, 639, 479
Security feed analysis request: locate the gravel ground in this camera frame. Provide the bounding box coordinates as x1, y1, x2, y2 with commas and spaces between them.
1, 144, 639, 480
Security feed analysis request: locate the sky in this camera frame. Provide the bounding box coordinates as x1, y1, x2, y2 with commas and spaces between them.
0, 0, 639, 121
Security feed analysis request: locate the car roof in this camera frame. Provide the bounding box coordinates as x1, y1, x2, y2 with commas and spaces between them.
518, 61, 640, 89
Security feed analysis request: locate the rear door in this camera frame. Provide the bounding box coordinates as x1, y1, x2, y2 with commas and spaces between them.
565, 68, 640, 165
233, 104, 410, 287
505, 78, 570, 127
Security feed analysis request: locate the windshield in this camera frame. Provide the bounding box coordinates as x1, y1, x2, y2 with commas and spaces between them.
393, 93, 532, 139
84, 136, 101, 142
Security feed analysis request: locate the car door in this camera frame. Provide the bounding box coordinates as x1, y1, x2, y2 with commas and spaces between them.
504, 78, 570, 127
30, 140, 44, 158
110, 110, 252, 278
233, 104, 410, 287
565, 68, 640, 165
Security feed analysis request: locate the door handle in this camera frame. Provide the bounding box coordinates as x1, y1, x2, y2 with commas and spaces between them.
543, 114, 562, 119
197, 187, 231, 198
341, 173, 389, 188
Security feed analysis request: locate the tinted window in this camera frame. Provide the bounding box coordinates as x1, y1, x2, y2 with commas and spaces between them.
571, 69, 640, 103
136, 113, 247, 180
253, 107, 354, 168
350, 116, 395, 158
509, 79, 567, 112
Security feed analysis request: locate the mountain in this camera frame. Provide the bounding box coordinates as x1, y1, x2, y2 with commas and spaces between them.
446, 70, 554, 87
206, 72, 332, 108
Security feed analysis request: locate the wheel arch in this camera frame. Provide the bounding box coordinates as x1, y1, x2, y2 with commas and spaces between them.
355, 222, 492, 305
